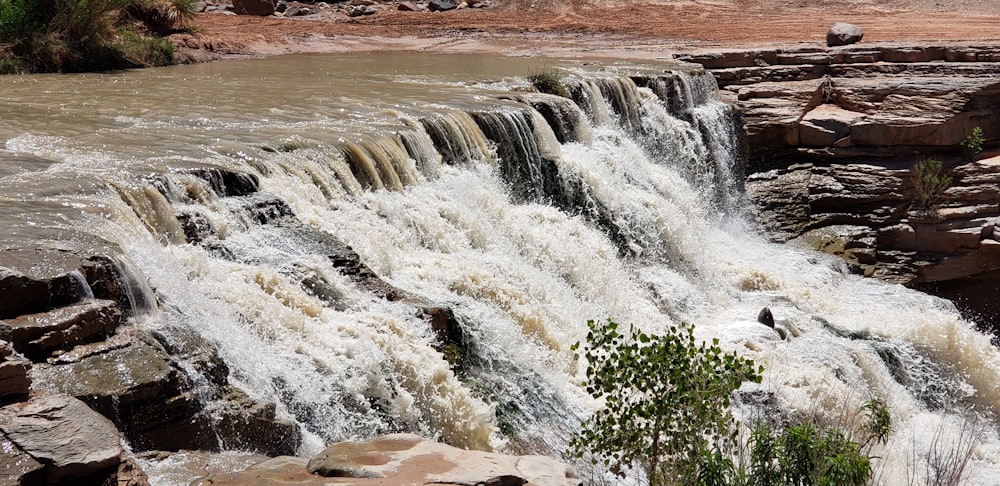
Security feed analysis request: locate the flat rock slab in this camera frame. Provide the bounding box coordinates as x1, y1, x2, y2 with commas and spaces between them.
0, 392, 121, 483
2, 299, 122, 360
196, 433, 580, 486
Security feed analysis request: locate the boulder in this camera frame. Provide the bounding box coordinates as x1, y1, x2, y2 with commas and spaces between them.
232, 0, 275, 15
397, 1, 418, 10
197, 434, 580, 485
427, 0, 456, 11
0, 392, 122, 483
1, 299, 122, 360
827, 22, 863, 47
0, 341, 30, 403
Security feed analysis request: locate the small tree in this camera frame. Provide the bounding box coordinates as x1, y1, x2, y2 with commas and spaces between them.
569, 319, 762, 485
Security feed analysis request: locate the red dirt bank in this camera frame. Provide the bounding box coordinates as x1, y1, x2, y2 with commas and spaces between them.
183, 0, 1000, 59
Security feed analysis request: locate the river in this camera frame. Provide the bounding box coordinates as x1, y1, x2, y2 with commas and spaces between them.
1, 52, 998, 484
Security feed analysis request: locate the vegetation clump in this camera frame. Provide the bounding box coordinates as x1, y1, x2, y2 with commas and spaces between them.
527, 68, 570, 98
960, 126, 985, 161
569, 318, 892, 486
909, 158, 953, 214
0, 0, 194, 73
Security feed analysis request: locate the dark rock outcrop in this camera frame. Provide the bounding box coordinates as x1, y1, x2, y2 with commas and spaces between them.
232, 0, 275, 16
31, 329, 299, 457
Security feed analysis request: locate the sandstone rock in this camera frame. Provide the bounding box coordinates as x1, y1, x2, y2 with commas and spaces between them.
0, 392, 121, 483
305, 434, 579, 486
0, 266, 86, 320
0, 431, 45, 485
32, 329, 299, 456
799, 104, 865, 147
827, 22, 863, 47
427, 0, 456, 11
232, 0, 275, 16
397, 1, 418, 10
30, 332, 189, 447
1, 299, 122, 360
0, 341, 30, 403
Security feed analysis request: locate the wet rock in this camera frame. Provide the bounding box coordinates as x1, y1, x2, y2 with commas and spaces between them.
757, 307, 774, 327
232, 0, 275, 15
0, 392, 122, 483
80, 255, 150, 316
229, 193, 297, 225
177, 210, 215, 243
1, 299, 122, 360
427, 0, 456, 11
827, 22, 863, 47
0, 266, 85, 320
0, 432, 45, 485
30, 332, 190, 449
0, 341, 31, 403
32, 329, 299, 456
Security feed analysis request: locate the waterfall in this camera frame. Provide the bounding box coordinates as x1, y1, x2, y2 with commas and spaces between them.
1, 54, 999, 485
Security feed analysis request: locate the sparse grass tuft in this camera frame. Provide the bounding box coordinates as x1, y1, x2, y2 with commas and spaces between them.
527, 68, 570, 98
910, 158, 953, 214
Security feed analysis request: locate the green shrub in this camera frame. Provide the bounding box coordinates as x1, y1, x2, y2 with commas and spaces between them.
909, 158, 953, 214
745, 399, 890, 486
568, 318, 892, 486
960, 126, 985, 161
528, 68, 570, 98
568, 318, 762, 484
0, 0, 41, 39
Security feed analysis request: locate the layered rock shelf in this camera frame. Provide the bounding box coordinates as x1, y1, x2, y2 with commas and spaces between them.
680, 43, 1000, 325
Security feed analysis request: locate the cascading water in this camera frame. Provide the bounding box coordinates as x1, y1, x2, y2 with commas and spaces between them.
1, 53, 999, 485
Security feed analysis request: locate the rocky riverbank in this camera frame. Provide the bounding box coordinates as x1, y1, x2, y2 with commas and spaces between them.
679, 42, 1000, 329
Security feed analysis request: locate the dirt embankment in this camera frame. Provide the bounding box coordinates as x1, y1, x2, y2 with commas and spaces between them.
181, 0, 1000, 59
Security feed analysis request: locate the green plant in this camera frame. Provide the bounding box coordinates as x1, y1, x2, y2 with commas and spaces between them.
48, 0, 130, 47
909, 158, 953, 213
115, 27, 173, 66
528, 68, 570, 98
744, 398, 890, 486
0, 0, 40, 39
568, 318, 762, 485
960, 126, 985, 161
